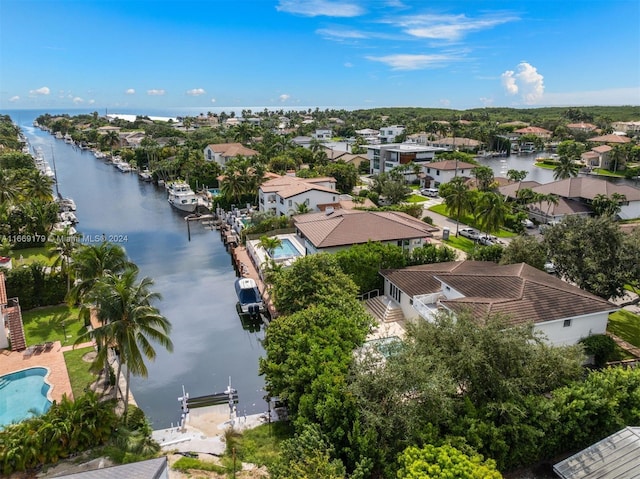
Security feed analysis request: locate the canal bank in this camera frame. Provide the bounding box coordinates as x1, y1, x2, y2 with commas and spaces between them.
14, 111, 267, 429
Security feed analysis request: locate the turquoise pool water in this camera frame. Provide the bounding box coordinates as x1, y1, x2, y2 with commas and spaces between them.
0, 367, 52, 428
270, 238, 302, 259
208, 188, 221, 196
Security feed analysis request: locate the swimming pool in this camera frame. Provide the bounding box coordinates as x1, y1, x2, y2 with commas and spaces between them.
0, 367, 52, 428
270, 238, 303, 259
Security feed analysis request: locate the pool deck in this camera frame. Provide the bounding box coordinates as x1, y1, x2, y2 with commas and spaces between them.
0, 340, 77, 403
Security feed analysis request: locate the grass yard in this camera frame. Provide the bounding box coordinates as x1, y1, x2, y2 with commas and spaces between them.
406, 194, 427, 203
63, 346, 99, 399
533, 161, 556, 170
231, 422, 294, 469
443, 235, 478, 255
608, 309, 640, 348
22, 304, 85, 346
593, 168, 625, 177
12, 246, 54, 266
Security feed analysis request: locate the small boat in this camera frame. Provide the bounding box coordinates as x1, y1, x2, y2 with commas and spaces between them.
59, 211, 78, 224
167, 180, 198, 212
57, 197, 77, 212
138, 169, 153, 181
115, 161, 132, 172
234, 278, 265, 317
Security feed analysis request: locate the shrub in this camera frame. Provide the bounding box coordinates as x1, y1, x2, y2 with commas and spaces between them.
579, 334, 617, 368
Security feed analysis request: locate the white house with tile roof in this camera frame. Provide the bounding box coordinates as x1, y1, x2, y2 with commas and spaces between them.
204, 143, 259, 167
293, 209, 437, 255
258, 174, 338, 217
380, 261, 618, 346
422, 160, 478, 188
581, 144, 613, 169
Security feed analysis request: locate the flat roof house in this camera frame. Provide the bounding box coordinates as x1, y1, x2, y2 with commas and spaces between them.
368, 143, 440, 175
380, 261, 618, 346
293, 209, 437, 255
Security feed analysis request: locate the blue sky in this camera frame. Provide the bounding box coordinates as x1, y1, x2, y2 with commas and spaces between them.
1, 0, 639, 112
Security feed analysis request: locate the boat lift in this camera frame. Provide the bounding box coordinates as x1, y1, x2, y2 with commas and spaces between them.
177, 377, 238, 431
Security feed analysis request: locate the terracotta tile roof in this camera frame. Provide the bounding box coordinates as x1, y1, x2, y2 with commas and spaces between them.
498, 180, 543, 198
514, 126, 552, 135
381, 261, 617, 326
592, 145, 613, 153
587, 134, 632, 144
427, 160, 478, 171
206, 142, 259, 157
0, 271, 6, 305
294, 210, 437, 248
530, 177, 640, 202
259, 174, 336, 196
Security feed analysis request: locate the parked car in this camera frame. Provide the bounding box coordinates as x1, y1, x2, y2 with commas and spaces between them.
477, 235, 496, 246
522, 219, 535, 229
459, 228, 481, 240
420, 187, 439, 197
544, 261, 557, 274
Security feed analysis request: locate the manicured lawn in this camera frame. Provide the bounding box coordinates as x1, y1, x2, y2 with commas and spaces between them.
63, 346, 98, 399
22, 304, 84, 346
533, 161, 556, 170
443, 235, 477, 255
428, 204, 517, 238
608, 310, 640, 348
406, 194, 427, 203
12, 246, 54, 266
593, 168, 625, 177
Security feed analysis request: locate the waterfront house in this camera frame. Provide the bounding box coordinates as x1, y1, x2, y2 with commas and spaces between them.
379, 261, 618, 346
422, 160, 478, 188
513, 126, 553, 139
499, 177, 640, 221
367, 143, 440, 175
258, 174, 338, 217
581, 144, 613, 169
587, 133, 632, 144
425, 137, 482, 152
293, 209, 437, 255
203, 143, 259, 167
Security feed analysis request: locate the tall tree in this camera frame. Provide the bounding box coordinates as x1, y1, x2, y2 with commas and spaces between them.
440, 176, 473, 236
475, 192, 509, 234
80, 267, 173, 418
48, 227, 81, 293
553, 156, 580, 180
472, 165, 495, 191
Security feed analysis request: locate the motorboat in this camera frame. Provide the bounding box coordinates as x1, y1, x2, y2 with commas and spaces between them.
234, 278, 265, 317
115, 161, 132, 172
57, 197, 77, 212
138, 169, 153, 181
167, 180, 198, 212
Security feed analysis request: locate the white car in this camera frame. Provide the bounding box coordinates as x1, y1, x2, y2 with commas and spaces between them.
459, 228, 481, 240
544, 261, 557, 274
522, 219, 535, 229
421, 188, 439, 197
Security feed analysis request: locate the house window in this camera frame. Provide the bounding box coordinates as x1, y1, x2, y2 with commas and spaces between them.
288, 200, 292, 207
427, 168, 431, 174
389, 283, 402, 303
436, 170, 440, 175
563, 319, 572, 328
280, 198, 284, 204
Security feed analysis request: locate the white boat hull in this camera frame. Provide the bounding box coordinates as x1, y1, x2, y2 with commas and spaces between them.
168, 198, 198, 212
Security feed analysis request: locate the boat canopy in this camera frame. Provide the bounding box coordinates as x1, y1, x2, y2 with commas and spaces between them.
235, 278, 262, 305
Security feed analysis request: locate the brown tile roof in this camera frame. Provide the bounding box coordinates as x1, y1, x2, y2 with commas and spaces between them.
514, 126, 552, 135
381, 261, 617, 326
0, 271, 6, 305
530, 177, 640, 202
294, 210, 437, 248
259, 174, 337, 197
427, 160, 478, 171
498, 180, 543, 198
592, 145, 613, 153
567, 122, 598, 130
206, 142, 259, 157
587, 134, 632, 144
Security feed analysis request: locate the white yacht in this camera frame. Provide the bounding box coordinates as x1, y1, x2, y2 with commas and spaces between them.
167, 181, 198, 212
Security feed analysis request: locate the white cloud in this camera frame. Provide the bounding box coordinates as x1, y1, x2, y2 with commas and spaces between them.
125, 88, 136, 95
72, 97, 84, 104
277, 0, 364, 17
9, 96, 20, 102
479, 97, 494, 106
186, 88, 206, 96
316, 28, 368, 40
211, 98, 216, 103
366, 53, 459, 70
501, 62, 544, 104
388, 13, 518, 42
88, 99, 95, 105
279, 94, 291, 102
30, 86, 50, 95
147, 89, 166, 96
439, 99, 451, 107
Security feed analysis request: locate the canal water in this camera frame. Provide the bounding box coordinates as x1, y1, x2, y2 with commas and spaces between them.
11, 111, 266, 429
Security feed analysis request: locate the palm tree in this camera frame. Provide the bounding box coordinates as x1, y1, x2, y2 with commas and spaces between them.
220, 170, 247, 204
553, 156, 580, 180
288, 201, 311, 216
475, 192, 509, 235
48, 227, 81, 293
592, 193, 626, 217
440, 176, 473, 236
23, 170, 55, 201
0, 168, 19, 205
258, 235, 282, 258
79, 267, 173, 419
68, 241, 136, 306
